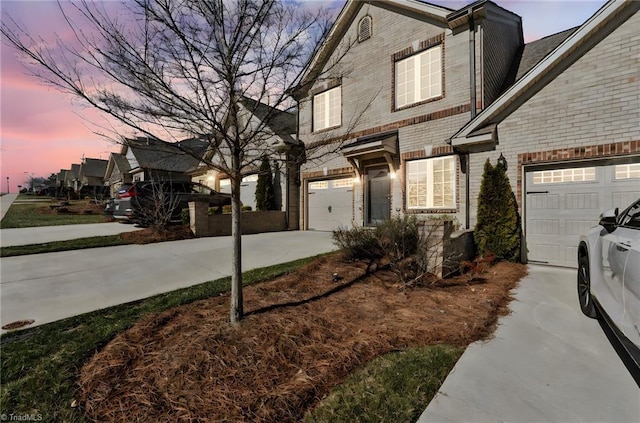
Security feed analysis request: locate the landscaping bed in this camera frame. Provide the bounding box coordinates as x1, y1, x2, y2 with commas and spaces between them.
78, 253, 527, 422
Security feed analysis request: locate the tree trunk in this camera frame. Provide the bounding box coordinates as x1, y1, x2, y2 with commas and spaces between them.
230, 170, 243, 324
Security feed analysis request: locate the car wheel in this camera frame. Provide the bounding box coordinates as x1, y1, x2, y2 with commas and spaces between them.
578, 254, 598, 319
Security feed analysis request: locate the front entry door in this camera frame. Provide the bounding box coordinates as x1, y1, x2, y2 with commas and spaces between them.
367, 167, 390, 225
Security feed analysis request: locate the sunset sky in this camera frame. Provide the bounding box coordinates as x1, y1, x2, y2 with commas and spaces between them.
0, 0, 607, 193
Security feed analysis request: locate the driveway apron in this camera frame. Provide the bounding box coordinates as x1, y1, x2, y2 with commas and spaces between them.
418, 265, 639, 423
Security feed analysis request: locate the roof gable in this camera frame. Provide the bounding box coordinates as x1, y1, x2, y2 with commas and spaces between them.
294, 0, 452, 99
451, 0, 639, 147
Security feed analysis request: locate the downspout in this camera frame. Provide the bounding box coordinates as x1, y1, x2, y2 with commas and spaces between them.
465, 8, 476, 231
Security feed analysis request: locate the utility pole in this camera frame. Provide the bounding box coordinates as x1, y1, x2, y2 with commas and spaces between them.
6, 176, 9, 193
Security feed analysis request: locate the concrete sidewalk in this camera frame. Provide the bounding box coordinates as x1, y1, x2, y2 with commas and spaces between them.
418, 265, 639, 423
0, 222, 143, 247
0, 193, 18, 221
1, 231, 335, 330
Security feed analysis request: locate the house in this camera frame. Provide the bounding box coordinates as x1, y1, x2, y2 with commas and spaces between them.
450, 0, 640, 267
104, 153, 132, 197
65, 163, 81, 192
294, 0, 639, 268
189, 96, 303, 227
294, 0, 522, 231
78, 158, 109, 197
108, 136, 208, 184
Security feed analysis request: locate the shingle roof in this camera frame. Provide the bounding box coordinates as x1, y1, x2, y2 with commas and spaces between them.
126, 137, 207, 173
80, 158, 108, 178
239, 96, 298, 145
111, 153, 131, 174
67, 164, 81, 181
502, 27, 579, 91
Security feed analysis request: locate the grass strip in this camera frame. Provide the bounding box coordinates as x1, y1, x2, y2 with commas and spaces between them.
0, 203, 109, 229
0, 235, 127, 257
0, 255, 321, 422
305, 345, 463, 423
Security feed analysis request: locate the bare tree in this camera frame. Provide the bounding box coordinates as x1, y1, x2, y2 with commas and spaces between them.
2, 0, 370, 323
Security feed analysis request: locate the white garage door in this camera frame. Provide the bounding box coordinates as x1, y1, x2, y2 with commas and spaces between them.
220, 176, 258, 210
525, 162, 640, 267
307, 178, 354, 231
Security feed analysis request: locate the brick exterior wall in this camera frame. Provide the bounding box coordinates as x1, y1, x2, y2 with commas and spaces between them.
467, 11, 640, 226
189, 202, 287, 237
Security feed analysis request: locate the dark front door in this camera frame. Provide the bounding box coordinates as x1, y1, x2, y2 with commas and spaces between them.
367, 167, 390, 225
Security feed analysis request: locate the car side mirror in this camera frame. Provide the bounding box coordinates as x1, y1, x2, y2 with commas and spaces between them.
599, 207, 618, 233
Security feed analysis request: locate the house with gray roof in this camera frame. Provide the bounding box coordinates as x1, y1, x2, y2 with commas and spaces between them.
294, 0, 639, 268
190, 96, 302, 225
104, 153, 133, 197
78, 158, 109, 198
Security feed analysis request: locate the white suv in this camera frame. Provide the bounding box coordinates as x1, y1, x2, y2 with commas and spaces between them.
578, 197, 640, 385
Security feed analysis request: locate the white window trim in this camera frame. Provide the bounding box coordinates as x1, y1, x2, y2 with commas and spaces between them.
406, 156, 456, 210
395, 45, 442, 109
313, 86, 341, 132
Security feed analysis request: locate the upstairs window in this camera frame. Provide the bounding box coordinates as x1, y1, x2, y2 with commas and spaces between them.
313, 86, 341, 132
358, 16, 372, 42
395, 45, 442, 109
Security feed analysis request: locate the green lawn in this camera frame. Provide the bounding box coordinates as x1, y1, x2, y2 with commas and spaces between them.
0, 201, 110, 228
305, 345, 462, 423
0, 235, 127, 257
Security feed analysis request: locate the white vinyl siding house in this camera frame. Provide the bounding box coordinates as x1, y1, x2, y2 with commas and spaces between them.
406, 156, 455, 209
395, 45, 442, 109
313, 86, 341, 131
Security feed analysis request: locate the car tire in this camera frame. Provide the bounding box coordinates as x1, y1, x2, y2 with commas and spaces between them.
578, 254, 598, 319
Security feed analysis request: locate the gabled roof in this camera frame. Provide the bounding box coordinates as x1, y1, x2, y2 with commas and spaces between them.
80, 158, 108, 178
123, 137, 208, 173
500, 27, 578, 92
67, 164, 81, 181
105, 153, 132, 179
294, 0, 453, 99
451, 0, 639, 147
239, 96, 297, 145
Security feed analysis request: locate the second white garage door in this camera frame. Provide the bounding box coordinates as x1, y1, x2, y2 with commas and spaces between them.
525, 162, 640, 267
307, 178, 354, 231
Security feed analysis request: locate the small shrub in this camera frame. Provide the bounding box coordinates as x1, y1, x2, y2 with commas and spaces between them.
242, 205, 252, 212
332, 225, 380, 260
375, 215, 419, 263
208, 207, 222, 215
181, 208, 190, 225
222, 205, 232, 214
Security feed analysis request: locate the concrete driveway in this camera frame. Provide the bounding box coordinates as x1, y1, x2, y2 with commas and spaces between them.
418, 265, 639, 423
1, 231, 335, 331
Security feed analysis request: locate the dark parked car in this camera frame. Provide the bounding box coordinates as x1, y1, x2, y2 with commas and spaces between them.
578, 197, 640, 386
112, 181, 232, 224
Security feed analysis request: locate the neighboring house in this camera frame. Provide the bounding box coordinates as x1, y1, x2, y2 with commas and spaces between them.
78, 158, 109, 197
116, 136, 208, 183
56, 169, 69, 188
450, 0, 640, 267
65, 163, 81, 192
293, 0, 523, 232
190, 96, 303, 226
104, 153, 133, 197
294, 0, 639, 269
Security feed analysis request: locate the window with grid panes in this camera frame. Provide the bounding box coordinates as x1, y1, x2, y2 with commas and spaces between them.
395, 45, 441, 108
406, 156, 455, 209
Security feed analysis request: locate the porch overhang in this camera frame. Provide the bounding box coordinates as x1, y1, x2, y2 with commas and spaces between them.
450, 123, 498, 152
342, 132, 399, 178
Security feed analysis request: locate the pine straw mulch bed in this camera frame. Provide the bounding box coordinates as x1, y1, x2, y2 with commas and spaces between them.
119, 225, 196, 244
78, 254, 527, 422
